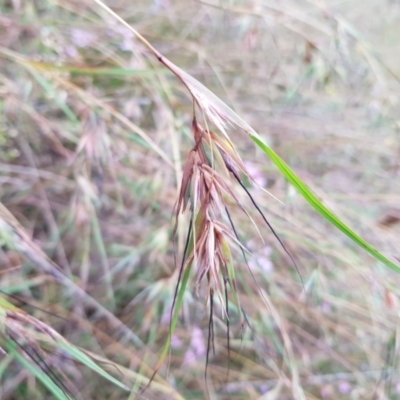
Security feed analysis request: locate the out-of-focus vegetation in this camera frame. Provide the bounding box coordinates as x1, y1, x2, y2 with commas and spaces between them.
1, 0, 400, 399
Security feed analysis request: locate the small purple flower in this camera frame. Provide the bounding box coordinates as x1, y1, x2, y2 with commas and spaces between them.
257, 256, 274, 274
259, 384, 270, 394
171, 334, 182, 349
190, 327, 206, 357
338, 381, 351, 394
184, 327, 206, 365
64, 45, 79, 59
70, 29, 96, 48
321, 385, 333, 398
244, 161, 267, 188
183, 349, 196, 366
321, 301, 331, 314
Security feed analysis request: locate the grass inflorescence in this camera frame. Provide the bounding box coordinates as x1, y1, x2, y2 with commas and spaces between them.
1, 0, 400, 399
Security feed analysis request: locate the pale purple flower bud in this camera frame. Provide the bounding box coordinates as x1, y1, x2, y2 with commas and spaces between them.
338, 381, 351, 394
244, 161, 267, 188
321, 385, 333, 398
171, 334, 182, 349
183, 327, 206, 366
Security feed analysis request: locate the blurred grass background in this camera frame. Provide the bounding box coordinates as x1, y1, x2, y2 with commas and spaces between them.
1, 0, 400, 399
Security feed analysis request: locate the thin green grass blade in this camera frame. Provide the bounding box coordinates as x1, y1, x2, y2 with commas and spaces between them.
0, 296, 18, 311
91, 213, 115, 307
26, 67, 79, 124
0, 354, 13, 377
157, 262, 192, 367
5, 340, 72, 400
144, 260, 192, 390
56, 340, 129, 391
222, 240, 242, 320
250, 132, 400, 274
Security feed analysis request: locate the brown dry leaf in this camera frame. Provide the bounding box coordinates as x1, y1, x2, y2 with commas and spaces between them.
378, 210, 400, 228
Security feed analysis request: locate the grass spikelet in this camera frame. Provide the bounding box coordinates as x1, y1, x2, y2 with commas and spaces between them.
149, 108, 300, 388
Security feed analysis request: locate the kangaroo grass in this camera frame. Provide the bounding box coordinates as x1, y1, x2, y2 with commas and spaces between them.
2, 1, 396, 397
144, 115, 297, 390
90, 0, 399, 272
90, 0, 400, 393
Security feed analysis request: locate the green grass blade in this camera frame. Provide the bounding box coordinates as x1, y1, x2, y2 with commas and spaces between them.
5, 340, 72, 400
0, 296, 18, 312
0, 354, 13, 377
26, 67, 79, 124
157, 262, 192, 366
91, 212, 115, 308
56, 340, 129, 391
250, 132, 400, 274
